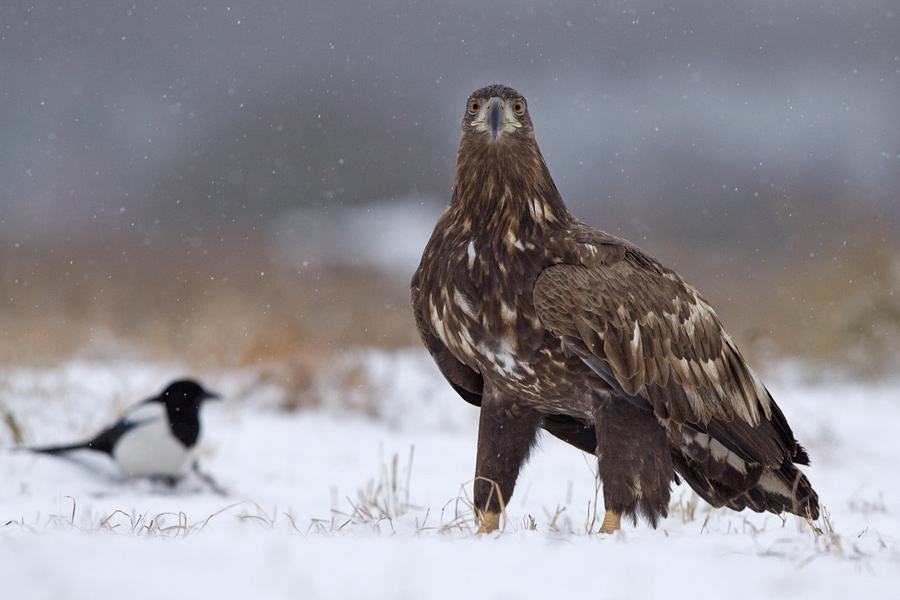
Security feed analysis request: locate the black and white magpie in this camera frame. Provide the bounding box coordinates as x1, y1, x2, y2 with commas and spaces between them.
22, 379, 220, 479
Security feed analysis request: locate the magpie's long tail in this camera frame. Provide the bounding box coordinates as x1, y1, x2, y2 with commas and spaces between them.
19, 440, 96, 455
17, 420, 126, 456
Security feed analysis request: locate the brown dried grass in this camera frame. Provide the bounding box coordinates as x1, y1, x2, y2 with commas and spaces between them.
0, 232, 419, 372
2, 215, 897, 380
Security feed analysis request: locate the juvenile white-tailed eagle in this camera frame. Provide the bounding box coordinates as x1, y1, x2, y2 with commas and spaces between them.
411, 84, 819, 533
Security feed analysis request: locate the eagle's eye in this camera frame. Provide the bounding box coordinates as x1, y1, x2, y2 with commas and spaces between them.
467, 99, 481, 115
512, 100, 526, 115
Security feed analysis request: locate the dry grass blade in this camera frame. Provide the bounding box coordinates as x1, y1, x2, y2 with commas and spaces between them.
330, 446, 416, 529
436, 484, 479, 534
158, 511, 190, 537
669, 491, 701, 525
522, 514, 537, 531
543, 505, 571, 534
585, 466, 602, 534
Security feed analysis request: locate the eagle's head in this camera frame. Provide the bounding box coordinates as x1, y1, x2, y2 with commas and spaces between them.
460, 84, 534, 146
451, 84, 568, 229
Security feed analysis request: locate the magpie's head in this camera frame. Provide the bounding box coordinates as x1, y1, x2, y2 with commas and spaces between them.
157, 379, 220, 411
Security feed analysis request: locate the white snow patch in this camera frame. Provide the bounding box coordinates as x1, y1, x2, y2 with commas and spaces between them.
270, 195, 444, 277
1, 354, 899, 599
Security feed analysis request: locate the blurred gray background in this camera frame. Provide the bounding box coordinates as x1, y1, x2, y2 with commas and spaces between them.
2, 1, 898, 374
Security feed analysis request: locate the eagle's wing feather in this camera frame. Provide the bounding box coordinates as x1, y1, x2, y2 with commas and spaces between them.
535, 229, 798, 465
411, 278, 484, 407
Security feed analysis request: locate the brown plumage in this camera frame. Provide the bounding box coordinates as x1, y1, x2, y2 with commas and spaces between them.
410, 84, 819, 533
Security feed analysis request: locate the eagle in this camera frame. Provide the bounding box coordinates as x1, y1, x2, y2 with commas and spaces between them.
410, 84, 819, 534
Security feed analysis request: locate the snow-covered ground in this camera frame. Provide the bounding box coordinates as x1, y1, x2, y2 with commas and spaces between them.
1, 352, 898, 599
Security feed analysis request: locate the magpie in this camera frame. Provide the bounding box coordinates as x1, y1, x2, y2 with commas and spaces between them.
22, 379, 220, 480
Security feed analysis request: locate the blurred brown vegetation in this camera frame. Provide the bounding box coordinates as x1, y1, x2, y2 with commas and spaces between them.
0, 231, 417, 387
654, 211, 900, 377
2, 205, 897, 381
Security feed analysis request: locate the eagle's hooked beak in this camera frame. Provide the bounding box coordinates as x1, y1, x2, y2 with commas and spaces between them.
486, 97, 503, 141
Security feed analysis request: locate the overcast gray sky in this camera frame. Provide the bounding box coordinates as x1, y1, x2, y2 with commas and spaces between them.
2, 1, 898, 246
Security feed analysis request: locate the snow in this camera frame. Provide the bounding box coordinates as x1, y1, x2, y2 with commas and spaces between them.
271, 197, 444, 276
1, 352, 899, 599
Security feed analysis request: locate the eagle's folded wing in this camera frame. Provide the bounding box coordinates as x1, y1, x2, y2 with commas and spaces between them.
534, 241, 802, 466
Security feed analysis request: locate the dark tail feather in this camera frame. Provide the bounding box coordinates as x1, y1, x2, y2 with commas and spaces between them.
672, 451, 820, 521
671, 451, 745, 508
19, 429, 121, 457
726, 461, 819, 520
20, 420, 130, 457
20, 440, 96, 456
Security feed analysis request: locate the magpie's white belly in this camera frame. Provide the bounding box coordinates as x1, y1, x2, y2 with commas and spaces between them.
112, 404, 191, 478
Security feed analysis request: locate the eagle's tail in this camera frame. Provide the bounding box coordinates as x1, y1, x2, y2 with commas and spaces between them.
672, 448, 820, 521
724, 460, 820, 520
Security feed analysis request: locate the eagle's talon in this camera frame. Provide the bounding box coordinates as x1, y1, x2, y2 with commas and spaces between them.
598, 509, 621, 534
476, 510, 501, 534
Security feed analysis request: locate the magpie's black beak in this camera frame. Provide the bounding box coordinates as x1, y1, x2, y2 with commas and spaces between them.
203, 391, 221, 402
486, 97, 503, 141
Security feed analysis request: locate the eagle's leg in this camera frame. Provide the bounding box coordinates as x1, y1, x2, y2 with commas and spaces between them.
473, 390, 541, 533
598, 509, 621, 534
593, 393, 673, 532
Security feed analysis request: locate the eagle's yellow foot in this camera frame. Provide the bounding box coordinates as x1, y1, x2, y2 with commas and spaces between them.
476, 511, 501, 534
598, 509, 621, 534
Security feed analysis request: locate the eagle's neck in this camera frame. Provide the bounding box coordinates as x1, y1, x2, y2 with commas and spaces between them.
450, 139, 572, 243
